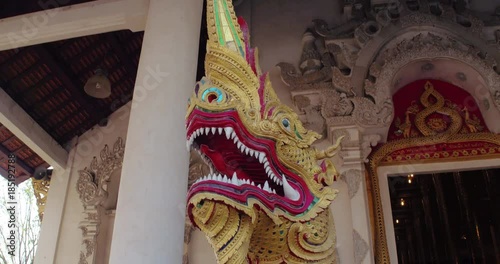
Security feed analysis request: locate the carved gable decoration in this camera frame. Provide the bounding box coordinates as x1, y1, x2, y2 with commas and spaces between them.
279, 0, 500, 150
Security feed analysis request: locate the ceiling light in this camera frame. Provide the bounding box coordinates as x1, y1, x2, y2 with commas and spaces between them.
84, 68, 111, 99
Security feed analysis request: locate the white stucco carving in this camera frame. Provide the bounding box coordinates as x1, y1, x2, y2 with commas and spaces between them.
76, 138, 125, 264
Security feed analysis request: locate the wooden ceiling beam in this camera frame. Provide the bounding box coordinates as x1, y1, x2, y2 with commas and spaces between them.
0, 143, 34, 175
0, 87, 68, 169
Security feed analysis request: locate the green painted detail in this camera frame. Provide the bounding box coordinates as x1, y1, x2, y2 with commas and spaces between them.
294, 125, 303, 140
214, 0, 225, 45
221, 0, 245, 57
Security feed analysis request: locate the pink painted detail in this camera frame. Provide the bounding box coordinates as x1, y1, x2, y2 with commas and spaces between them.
238, 17, 258, 75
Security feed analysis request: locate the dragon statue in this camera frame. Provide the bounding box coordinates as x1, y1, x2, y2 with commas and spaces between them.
186, 1, 342, 263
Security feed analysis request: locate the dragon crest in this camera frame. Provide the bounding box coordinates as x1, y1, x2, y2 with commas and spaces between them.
186, 1, 341, 263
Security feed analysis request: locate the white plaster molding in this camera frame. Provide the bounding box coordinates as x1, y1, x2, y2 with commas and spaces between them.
0, 89, 68, 169
340, 169, 362, 199
353, 229, 369, 264
0, 0, 148, 52
76, 137, 125, 264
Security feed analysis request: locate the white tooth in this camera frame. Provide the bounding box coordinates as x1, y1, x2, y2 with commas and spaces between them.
224, 127, 233, 139
240, 145, 246, 153
282, 175, 300, 201
231, 172, 239, 185
259, 152, 266, 163
237, 141, 243, 150
217, 174, 222, 182
223, 175, 228, 182
264, 160, 270, 168
233, 137, 238, 144
254, 151, 259, 159
257, 184, 262, 189
203, 127, 208, 135
265, 167, 271, 175
245, 147, 250, 155
246, 179, 250, 184
218, 127, 223, 135
272, 189, 276, 194
249, 149, 254, 157
231, 132, 237, 139
263, 181, 271, 192
211, 127, 216, 134
251, 181, 255, 186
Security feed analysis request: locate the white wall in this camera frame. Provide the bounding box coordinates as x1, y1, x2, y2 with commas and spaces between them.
51, 103, 131, 264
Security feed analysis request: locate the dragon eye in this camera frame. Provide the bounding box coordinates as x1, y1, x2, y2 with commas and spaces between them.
201, 87, 224, 103
282, 118, 291, 130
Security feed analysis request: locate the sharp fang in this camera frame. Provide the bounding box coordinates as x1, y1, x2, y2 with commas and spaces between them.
231, 172, 239, 185
245, 147, 250, 155
249, 149, 254, 156
231, 132, 237, 139
263, 181, 271, 192
254, 151, 259, 159
217, 174, 222, 182
265, 167, 271, 175
282, 175, 300, 201
224, 127, 233, 139
257, 184, 262, 189
223, 175, 228, 183
272, 189, 276, 194
218, 127, 223, 135
211, 127, 216, 134
204, 128, 209, 135
237, 141, 243, 150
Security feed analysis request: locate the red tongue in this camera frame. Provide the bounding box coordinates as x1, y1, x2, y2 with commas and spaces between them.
200, 144, 250, 180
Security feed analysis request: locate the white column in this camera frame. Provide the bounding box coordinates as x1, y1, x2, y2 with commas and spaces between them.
34, 139, 77, 264
108, 0, 203, 263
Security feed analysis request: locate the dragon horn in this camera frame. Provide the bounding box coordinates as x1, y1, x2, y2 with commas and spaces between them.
207, 0, 246, 58
315, 136, 345, 160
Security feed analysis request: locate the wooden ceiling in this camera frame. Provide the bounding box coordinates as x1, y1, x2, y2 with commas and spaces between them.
0, 1, 144, 181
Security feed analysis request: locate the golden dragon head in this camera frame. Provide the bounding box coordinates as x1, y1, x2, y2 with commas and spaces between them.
186, 0, 339, 224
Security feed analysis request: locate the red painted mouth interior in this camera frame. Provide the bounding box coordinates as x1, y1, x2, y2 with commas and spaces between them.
195, 133, 285, 197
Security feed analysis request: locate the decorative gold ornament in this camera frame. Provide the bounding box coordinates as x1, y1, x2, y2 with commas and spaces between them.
185, 1, 341, 263
32, 178, 50, 220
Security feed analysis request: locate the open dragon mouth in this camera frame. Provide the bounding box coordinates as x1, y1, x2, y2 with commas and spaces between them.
186, 109, 312, 214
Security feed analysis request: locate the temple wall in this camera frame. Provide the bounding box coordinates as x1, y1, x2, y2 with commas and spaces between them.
49, 103, 131, 264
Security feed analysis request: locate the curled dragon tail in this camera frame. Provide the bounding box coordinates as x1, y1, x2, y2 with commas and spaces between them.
191, 200, 253, 263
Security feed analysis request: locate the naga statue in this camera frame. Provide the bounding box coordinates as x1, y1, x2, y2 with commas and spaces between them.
186, 1, 342, 263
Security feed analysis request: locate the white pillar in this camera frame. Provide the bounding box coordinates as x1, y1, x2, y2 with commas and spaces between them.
34, 139, 77, 264
108, 0, 203, 263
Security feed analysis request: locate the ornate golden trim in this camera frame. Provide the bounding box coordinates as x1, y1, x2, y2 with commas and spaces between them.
32, 178, 50, 220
